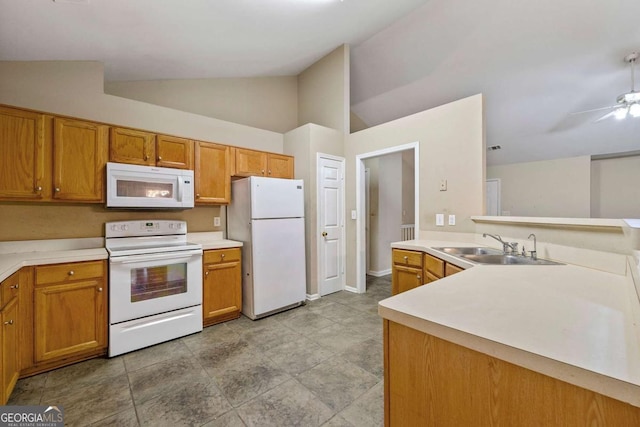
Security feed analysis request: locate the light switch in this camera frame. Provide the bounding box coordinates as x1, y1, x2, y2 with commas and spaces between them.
214, 217, 221, 227
448, 214, 456, 225
351, 210, 357, 220
436, 213, 445, 226
440, 179, 447, 191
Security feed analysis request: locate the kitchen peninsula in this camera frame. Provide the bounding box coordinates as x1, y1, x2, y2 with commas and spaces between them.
381, 238, 640, 425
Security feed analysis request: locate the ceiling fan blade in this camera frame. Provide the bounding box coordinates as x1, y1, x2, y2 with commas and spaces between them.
594, 110, 619, 122
569, 105, 617, 115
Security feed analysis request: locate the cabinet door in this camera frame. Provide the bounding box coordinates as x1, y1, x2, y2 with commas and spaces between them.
445, 263, 464, 276
234, 148, 267, 177
267, 153, 294, 179
0, 107, 49, 200
34, 279, 106, 362
53, 118, 108, 201
109, 127, 156, 166
1, 297, 19, 405
391, 265, 423, 295
203, 253, 242, 327
194, 141, 230, 204
156, 135, 193, 170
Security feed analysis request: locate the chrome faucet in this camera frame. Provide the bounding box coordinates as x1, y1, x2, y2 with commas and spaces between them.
482, 233, 518, 254
528, 233, 537, 260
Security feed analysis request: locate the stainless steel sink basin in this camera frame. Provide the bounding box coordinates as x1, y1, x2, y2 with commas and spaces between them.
460, 254, 563, 265
433, 247, 504, 256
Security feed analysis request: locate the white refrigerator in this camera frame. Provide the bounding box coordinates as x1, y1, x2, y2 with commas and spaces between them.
227, 176, 307, 320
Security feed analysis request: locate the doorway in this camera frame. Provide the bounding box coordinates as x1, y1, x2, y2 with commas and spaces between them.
355, 142, 419, 294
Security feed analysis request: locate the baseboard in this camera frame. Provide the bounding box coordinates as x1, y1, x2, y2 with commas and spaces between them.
367, 269, 392, 277
345, 285, 360, 294
306, 293, 321, 301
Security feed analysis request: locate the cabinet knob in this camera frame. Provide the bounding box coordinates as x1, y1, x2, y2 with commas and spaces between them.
205, 271, 209, 277
97, 287, 103, 292
144, 155, 149, 161
35, 186, 42, 192
403, 256, 408, 261
4, 320, 13, 326
261, 169, 265, 175
9, 284, 18, 289
196, 194, 200, 198
55, 187, 61, 192
417, 275, 421, 279
68, 270, 75, 276
268, 170, 272, 175
221, 253, 225, 259
157, 156, 162, 161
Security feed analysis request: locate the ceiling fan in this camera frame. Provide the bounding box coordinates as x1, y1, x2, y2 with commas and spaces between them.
572, 52, 640, 121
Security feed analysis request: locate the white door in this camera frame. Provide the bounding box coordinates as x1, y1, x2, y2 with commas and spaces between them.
486, 179, 501, 216
317, 155, 345, 296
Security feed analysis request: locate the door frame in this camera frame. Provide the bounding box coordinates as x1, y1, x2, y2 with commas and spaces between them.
486, 178, 501, 216
355, 142, 419, 294
316, 152, 346, 296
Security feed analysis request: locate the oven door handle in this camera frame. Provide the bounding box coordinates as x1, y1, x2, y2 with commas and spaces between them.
109, 249, 202, 264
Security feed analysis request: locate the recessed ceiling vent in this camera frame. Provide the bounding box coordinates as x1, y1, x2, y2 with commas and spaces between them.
487, 145, 502, 151
53, 0, 89, 4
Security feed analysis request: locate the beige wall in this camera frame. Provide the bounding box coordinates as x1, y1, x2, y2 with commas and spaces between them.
105, 77, 298, 134
346, 94, 485, 286
298, 45, 350, 133
487, 156, 591, 218
284, 124, 344, 296
0, 61, 283, 152
591, 155, 640, 219
0, 204, 222, 241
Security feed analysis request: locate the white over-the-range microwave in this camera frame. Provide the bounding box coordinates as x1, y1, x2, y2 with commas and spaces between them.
106, 162, 195, 209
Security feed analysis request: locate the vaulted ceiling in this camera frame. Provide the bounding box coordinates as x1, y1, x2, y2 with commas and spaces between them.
1, 0, 639, 165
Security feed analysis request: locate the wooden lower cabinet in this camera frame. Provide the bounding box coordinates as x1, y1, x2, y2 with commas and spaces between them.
392, 249, 467, 295
384, 320, 640, 426
1, 272, 20, 405
202, 248, 242, 326
33, 261, 107, 364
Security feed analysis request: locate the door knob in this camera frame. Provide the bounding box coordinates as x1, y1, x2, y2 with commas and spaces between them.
322, 232, 328, 237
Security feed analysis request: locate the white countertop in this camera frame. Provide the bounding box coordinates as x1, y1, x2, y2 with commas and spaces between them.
0, 232, 242, 282
382, 240, 640, 407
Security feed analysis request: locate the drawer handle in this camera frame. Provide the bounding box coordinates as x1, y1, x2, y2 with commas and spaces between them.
403, 256, 408, 261
97, 287, 103, 292
157, 156, 162, 161
35, 186, 42, 192
55, 187, 61, 192
221, 253, 225, 258
9, 284, 18, 289
4, 320, 14, 326
68, 270, 75, 276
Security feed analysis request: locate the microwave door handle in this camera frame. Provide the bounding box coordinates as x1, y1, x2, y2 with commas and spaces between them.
109, 250, 202, 264
177, 177, 184, 202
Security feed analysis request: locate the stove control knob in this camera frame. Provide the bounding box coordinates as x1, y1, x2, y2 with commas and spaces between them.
177, 223, 183, 229
122, 225, 129, 231
169, 223, 174, 229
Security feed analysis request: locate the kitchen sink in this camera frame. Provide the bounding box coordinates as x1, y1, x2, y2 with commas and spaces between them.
434, 247, 503, 256
433, 247, 563, 265
460, 254, 563, 265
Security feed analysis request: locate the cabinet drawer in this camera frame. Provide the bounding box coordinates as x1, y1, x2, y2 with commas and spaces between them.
36, 261, 105, 286
445, 263, 464, 276
1, 271, 20, 309
392, 249, 422, 268
424, 253, 444, 278
203, 248, 241, 264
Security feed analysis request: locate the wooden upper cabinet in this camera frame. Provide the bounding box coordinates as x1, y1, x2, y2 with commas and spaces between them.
194, 141, 231, 204
156, 135, 193, 170
109, 127, 156, 166
232, 148, 295, 179
0, 106, 49, 200
267, 153, 294, 178
53, 118, 108, 202
234, 148, 268, 177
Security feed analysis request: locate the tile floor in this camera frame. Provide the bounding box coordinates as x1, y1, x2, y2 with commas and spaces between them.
9, 275, 391, 427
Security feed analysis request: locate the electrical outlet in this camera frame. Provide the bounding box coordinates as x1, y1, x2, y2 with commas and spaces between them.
439, 179, 447, 191
214, 217, 221, 227
436, 213, 445, 226
448, 214, 456, 225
